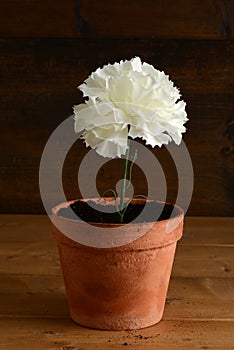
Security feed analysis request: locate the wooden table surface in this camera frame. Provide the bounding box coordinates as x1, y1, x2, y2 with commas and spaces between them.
0, 215, 234, 350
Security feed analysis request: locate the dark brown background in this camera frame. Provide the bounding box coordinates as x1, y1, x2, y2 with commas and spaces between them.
1, 0, 234, 216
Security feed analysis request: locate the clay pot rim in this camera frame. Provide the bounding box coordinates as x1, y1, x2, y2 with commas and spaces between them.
52, 197, 184, 227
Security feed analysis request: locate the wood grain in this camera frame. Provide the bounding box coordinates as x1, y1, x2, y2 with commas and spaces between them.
183, 217, 234, 245
1, 215, 233, 245
0, 0, 234, 39
0, 273, 234, 320
0, 215, 233, 348
0, 216, 233, 320
0, 318, 233, 350
1, 0, 234, 344
79, 0, 234, 39
1, 242, 234, 278
0, 216, 233, 277
1, 38, 234, 215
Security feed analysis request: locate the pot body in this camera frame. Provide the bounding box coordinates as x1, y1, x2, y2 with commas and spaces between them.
52, 199, 184, 330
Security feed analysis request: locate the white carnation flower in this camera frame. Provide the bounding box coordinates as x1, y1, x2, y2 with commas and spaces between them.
74, 57, 188, 158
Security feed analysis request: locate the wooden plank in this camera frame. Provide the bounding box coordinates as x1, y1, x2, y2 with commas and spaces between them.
79, 0, 234, 39
0, 274, 69, 317
0, 241, 60, 276
0, 38, 234, 215
165, 277, 234, 320
0, 215, 233, 348
0, 0, 80, 38
0, 215, 234, 245
1, 39, 233, 105
0, 0, 234, 39
183, 217, 234, 246
1, 241, 234, 278
0, 274, 233, 320
0, 318, 234, 350
173, 245, 234, 277
0, 215, 51, 243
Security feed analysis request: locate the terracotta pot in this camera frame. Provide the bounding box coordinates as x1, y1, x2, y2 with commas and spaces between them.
52, 198, 184, 330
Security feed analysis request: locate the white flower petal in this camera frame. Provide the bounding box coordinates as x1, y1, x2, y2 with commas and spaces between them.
74, 57, 187, 157
82, 125, 128, 158
95, 140, 127, 158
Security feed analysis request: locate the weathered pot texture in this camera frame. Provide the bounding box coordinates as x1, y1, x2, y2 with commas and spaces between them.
52, 198, 184, 330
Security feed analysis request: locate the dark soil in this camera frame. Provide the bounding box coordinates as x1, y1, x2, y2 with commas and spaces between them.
58, 200, 178, 224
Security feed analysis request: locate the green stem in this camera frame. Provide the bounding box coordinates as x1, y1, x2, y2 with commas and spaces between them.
120, 139, 130, 221
99, 188, 118, 200
126, 150, 137, 190
98, 189, 120, 213
98, 144, 146, 224
133, 194, 148, 200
